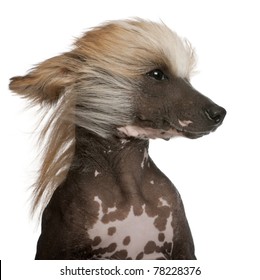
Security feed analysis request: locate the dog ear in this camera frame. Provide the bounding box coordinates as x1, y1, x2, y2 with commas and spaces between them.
9, 53, 80, 105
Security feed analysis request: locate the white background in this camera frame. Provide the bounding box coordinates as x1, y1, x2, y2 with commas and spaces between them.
1, 0, 259, 279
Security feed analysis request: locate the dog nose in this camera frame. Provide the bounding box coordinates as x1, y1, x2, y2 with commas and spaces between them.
205, 105, 226, 124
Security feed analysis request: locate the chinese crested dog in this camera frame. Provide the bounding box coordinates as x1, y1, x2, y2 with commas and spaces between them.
9, 19, 226, 259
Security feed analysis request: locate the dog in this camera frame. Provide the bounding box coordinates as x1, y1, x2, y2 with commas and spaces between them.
9, 19, 226, 260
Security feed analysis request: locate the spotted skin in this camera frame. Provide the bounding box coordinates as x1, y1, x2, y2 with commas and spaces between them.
88, 196, 173, 259
35, 130, 196, 260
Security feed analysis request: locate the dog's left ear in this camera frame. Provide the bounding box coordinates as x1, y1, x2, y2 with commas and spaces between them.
9, 53, 80, 105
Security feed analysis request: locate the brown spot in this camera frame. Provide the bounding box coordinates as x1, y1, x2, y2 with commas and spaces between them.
136, 252, 144, 260
158, 232, 165, 242
92, 236, 102, 246
92, 243, 117, 257
154, 206, 171, 231
156, 245, 162, 253
144, 241, 157, 254
92, 247, 107, 256
107, 243, 117, 253
111, 250, 128, 259
133, 204, 144, 216
101, 205, 130, 223
163, 241, 173, 254
108, 227, 116, 236
123, 236, 131, 246
145, 204, 156, 218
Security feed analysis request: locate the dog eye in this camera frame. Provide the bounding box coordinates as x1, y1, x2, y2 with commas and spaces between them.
147, 69, 168, 81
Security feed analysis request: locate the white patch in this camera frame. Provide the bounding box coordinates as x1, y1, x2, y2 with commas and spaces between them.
94, 170, 101, 177
141, 148, 149, 169
178, 119, 193, 127
158, 198, 170, 207
94, 196, 102, 205
88, 196, 173, 260
121, 139, 130, 145
118, 126, 181, 140
107, 205, 117, 213
150, 180, 154, 185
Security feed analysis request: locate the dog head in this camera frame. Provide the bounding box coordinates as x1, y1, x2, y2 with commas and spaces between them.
119, 73, 226, 140
9, 19, 226, 140
9, 19, 227, 213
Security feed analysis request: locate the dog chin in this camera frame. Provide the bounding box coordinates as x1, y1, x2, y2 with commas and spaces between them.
182, 131, 208, 139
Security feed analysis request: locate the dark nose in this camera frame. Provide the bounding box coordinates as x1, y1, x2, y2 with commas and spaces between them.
205, 105, 226, 125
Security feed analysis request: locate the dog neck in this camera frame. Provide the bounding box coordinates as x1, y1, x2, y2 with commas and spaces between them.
72, 127, 150, 197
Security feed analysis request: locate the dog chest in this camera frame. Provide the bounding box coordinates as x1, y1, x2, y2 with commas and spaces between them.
87, 196, 174, 260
